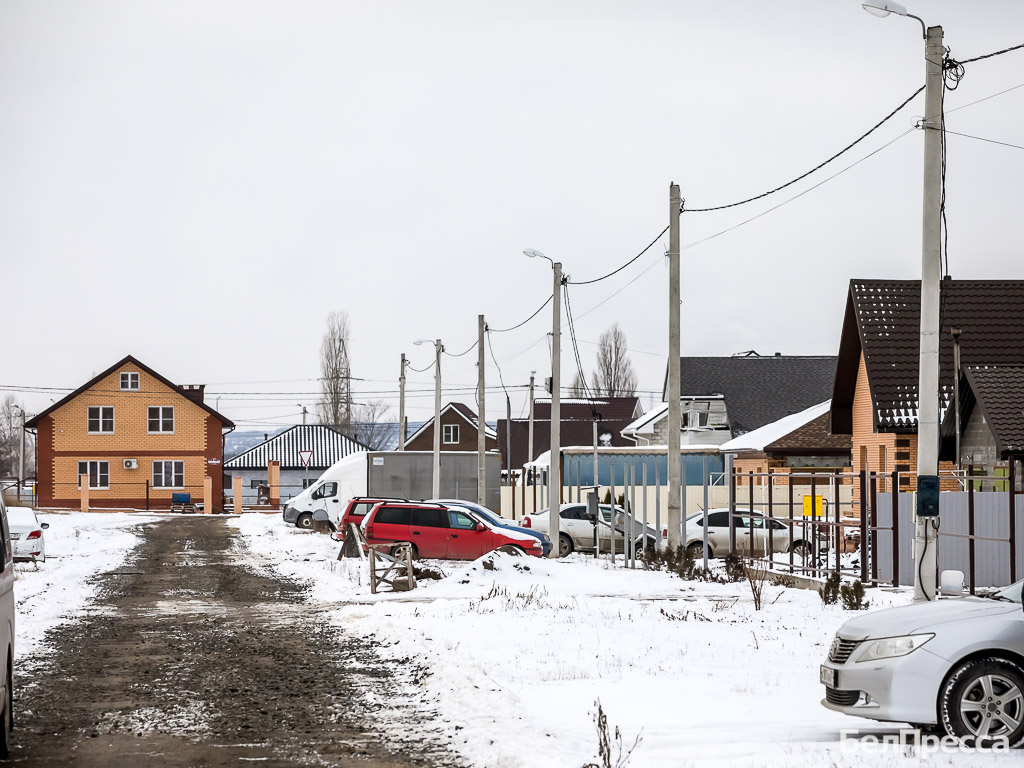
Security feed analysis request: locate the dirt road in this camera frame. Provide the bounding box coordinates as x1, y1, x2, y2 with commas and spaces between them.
7, 517, 458, 767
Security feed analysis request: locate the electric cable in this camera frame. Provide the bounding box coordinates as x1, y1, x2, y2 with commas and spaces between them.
567, 226, 669, 286
488, 294, 553, 333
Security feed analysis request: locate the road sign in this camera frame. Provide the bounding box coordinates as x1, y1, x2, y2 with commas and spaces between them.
298, 450, 314, 468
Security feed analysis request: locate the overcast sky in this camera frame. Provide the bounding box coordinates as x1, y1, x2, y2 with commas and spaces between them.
3, 1, 1023, 430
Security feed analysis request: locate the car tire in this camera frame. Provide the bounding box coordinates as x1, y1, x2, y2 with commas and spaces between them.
558, 534, 574, 558
687, 542, 705, 559
790, 541, 811, 561
296, 513, 313, 530
0, 664, 12, 759
941, 657, 1024, 746
389, 543, 418, 560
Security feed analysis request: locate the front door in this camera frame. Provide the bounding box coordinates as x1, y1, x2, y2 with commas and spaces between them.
447, 509, 488, 559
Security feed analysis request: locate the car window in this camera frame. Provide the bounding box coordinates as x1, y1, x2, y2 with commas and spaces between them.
411, 508, 446, 528
311, 482, 338, 500
705, 511, 731, 528
350, 502, 374, 518
770, 519, 787, 530
0, 500, 7, 563
738, 516, 764, 529
449, 511, 477, 530
559, 506, 583, 520
373, 506, 411, 525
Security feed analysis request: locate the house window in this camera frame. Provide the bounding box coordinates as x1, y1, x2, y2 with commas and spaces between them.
443, 424, 459, 444
87, 406, 114, 433
302, 478, 317, 489
250, 479, 266, 490
120, 372, 140, 391
148, 406, 174, 433
152, 461, 185, 488
77, 460, 109, 489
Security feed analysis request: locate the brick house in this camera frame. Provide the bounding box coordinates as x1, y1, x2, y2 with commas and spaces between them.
25, 355, 234, 511
829, 279, 1024, 494
405, 402, 498, 453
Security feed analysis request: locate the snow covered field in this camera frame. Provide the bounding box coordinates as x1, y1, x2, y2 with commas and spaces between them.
232, 513, 1010, 768
13, 510, 159, 661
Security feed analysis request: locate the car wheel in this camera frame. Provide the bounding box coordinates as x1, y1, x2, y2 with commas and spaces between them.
296, 513, 313, 530
389, 543, 418, 560
941, 658, 1024, 746
790, 541, 811, 561
558, 534, 574, 558
687, 542, 705, 559
498, 544, 525, 556
0, 664, 12, 759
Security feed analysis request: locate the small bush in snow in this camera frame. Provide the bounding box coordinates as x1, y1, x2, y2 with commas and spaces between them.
744, 562, 769, 611
840, 580, 870, 611
723, 553, 745, 583
583, 699, 641, 768
820, 571, 841, 605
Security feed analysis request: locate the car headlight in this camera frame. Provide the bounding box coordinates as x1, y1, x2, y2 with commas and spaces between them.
855, 634, 934, 663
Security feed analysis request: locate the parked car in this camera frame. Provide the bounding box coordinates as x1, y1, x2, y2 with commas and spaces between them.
360, 502, 544, 559
820, 578, 1024, 744
331, 497, 404, 539
0, 496, 16, 755
7, 507, 48, 563
431, 499, 552, 557
684, 508, 824, 560
522, 504, 648, 558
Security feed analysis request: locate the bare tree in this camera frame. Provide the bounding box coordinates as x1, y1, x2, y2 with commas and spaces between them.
315, 311, 353, 430
0, 396, 31, 479
569, 371, 588, 398
590, 324, 637, 397
348, 399, 393, 450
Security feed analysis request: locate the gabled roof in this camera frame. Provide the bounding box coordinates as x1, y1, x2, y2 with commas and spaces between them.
963, 367, 1024, 457
24, 354, 234, 429
621, 396, 724, 437
719, 401, 850, 457
405, 402, 497, 445
224, 424, 368, 470
531, 397, 643, 422
830, 280, 1024, 433
664, 356, 837, 436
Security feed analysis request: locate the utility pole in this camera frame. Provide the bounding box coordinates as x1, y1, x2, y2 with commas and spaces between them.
432, 340, 442, 499
477, 315, 487, 507
17, 407, 25, 499
666, 183, 682, 548
914, 24, 944, 602
300, 406, 308, 425
528, 371, 536, 465
399, 353, 407, 450
550, 262, 562, 557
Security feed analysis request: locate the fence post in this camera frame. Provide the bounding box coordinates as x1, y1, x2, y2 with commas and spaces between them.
80, 474, 89, 514
729, 464, 737, 554
860, 469, 869, 583
809, 473, 816, 578
146, 480, 150, 511
870, 473, 878, 585
892, 470, 900, 588
1011, 458, 1018, 585
747, 471, 755, 560
788, 474, 795, 574
767, 469, 774, 562
967, 464, 976, 595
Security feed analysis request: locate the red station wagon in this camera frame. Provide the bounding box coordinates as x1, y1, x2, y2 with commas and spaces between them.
362, 502, 544, 560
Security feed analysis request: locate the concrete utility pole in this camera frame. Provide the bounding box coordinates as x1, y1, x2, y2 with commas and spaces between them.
551, 261, 563, 557
914, 23, 945, 602
17, 407, 25, 497
666, 183, 682, 548
432, 339, 442, 499
300, 406, 308, 425
528, 371, 536, 465
399, 353, 407, 450
477, 315, 487, 507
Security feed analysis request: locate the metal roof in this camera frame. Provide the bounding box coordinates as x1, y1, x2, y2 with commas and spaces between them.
224, 424, 368, 470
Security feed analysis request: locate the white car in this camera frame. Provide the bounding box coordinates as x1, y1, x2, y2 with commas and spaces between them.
0, 496, 16, 755
523, 503, 654, 558
821, 579, 1024, 744
7, 507, 48, 563
684, 508, 824, 560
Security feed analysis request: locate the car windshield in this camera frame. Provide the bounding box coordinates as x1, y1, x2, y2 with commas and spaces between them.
990, 581, 1024, 603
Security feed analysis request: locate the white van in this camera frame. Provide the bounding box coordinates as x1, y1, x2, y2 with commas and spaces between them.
282, 452, 369, 529
0, 496, 16, 755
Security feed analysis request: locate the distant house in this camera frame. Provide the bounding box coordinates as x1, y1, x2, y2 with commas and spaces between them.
829, 279, 1024, 490
24, 355, 234, 511
622, 354, 837, 446
497, 396, 643, 472
224, 424, 368, 504
405, 402, 498, 453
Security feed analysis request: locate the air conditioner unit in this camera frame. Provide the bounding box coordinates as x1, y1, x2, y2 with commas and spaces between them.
123, 459, 139, 470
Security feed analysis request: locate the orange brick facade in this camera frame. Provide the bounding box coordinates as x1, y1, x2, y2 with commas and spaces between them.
33, 361, 229, 511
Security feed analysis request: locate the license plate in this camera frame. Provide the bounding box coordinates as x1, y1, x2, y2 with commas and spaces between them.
820, 665, 837, 687
8, 533, 19, 540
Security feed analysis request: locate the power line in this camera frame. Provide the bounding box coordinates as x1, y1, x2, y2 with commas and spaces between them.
567, 226, 669, 286
941, 128, 1024, 152
442, 340, 479, 358
959, 41, 1024, 65
485, 330, 510, 402
945, 80, 1024, 115
488, 294, 553, 333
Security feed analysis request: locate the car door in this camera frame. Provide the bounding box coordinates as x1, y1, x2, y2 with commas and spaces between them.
447, 509, 487, 559
410, 507, 448, 558
704, 511, 736, 555
367, 505, 411, 545
0, 497, 13, 733
310, 481, 340, 523
557, 505, 589, 549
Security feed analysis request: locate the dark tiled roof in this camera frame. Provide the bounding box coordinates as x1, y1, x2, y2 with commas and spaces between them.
224, 424, 367, 470
670, 356, 837, 436
964, 367, 1024, 457
764, 412, 851, 457
531, 397, 642, 422
496, 412, 639, 469
831, 280, 1024, 432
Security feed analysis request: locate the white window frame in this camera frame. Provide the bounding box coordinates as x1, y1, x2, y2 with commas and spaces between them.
120, 372, 140, 391
148, 406, 175, 434
152, 460, 185, 489
77, 460, 110, 489
87, 406, 115, 434
442, 424, 459, 444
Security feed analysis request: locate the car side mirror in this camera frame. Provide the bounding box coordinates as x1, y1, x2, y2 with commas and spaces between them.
940, 569, 964, 596
475, 523, 486, 532
41, 523, 50, 530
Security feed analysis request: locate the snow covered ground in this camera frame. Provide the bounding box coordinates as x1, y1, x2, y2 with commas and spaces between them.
232, 513, 1011, 768
13, 510, 159, 661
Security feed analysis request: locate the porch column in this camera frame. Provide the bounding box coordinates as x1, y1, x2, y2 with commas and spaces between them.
80, 474, 89, 514
203, 475, 214, 515
268, 460, 281, 509
233, 475, 243, 514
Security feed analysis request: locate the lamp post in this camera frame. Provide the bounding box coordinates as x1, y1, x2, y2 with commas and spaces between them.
863, 0, 942, 602
524, 248, 563, 558
414, 338, 443, 498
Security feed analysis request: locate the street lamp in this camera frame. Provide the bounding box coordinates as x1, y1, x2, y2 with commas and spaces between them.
524, 248, 563, 558
863, 1, 942, 601
414, 338, 443, 498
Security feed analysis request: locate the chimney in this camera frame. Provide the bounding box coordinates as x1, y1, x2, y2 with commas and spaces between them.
774, 352, 782, 357
179, 384, 206, 404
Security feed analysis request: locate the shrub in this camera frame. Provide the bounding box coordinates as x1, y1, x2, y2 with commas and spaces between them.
723, 553, 745, 583
820, 571, 841, 605
840, 580, 870, 611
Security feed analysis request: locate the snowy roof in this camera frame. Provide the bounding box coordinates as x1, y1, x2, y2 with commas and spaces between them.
224, 424, 368, 470
621, 396, 725, 436
718, 401, 831, 453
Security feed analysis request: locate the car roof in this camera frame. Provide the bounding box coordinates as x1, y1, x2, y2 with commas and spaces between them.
6, 507, 39, 525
